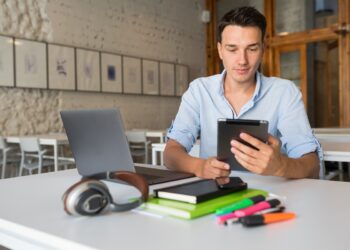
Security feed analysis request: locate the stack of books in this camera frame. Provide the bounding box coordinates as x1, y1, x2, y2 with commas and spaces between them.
145, 177, 268, 219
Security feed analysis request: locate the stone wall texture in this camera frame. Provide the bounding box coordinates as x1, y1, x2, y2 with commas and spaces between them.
0, 0, 206, 135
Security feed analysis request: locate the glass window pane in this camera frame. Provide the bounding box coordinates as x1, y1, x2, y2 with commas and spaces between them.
276, 0, 338, 34
217, 0, 264, 26
313, 40, 339, 127
280, 51, 301, 88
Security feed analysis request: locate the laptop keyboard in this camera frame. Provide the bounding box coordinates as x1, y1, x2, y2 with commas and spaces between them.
141, 173, 161, 181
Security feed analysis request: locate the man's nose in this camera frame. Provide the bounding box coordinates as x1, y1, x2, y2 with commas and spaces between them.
237, 50, 248, 65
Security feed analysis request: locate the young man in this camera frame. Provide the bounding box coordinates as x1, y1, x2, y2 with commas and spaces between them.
164, 6, 321, 179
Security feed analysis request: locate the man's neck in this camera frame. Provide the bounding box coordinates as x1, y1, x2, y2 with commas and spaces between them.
223, 74, 257, 116
224, 75, 256, 96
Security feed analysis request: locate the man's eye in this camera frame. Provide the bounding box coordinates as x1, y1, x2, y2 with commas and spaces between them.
249, 47, 259, 52
227, 48, 237, 52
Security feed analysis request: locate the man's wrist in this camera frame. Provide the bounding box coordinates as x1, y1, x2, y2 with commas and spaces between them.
276, 155, 288, 177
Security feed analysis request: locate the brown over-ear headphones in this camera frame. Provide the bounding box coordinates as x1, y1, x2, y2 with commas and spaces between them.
62, 171, 149, 216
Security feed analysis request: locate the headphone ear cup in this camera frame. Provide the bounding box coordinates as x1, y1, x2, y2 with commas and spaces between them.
63, 179, 113, 216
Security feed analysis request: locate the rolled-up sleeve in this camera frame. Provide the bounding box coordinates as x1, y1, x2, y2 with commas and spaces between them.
167, 82, 200, 152
277, 83, 323, 160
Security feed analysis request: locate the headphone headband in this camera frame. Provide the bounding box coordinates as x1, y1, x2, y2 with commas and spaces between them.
83, 171, 148, 201
63, 171, 149, 216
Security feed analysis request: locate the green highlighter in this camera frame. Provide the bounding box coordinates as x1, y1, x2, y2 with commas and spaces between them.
215, 195, 266, 216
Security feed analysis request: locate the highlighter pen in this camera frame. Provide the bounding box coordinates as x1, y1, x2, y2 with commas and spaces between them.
239, 212, 296, 227
216, 195, 266, 216
217, 199, 280, 224
224, 206, 285, 225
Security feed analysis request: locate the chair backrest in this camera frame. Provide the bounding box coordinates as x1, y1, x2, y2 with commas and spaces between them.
125, 131, 147, 143
19, 138, 40, 152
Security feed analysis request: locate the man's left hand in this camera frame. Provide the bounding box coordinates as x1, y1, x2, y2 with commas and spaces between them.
230, 133, 286, 176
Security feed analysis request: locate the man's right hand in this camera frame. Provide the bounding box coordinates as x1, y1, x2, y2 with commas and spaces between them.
194, 157, 231, 179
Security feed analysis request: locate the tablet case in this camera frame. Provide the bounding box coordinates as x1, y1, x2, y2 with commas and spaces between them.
217, 119, 269, 171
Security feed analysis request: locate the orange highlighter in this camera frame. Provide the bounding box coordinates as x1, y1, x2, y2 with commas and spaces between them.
239, 212, 296, 227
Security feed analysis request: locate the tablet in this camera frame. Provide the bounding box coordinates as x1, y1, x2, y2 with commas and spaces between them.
217, 119, 269, 171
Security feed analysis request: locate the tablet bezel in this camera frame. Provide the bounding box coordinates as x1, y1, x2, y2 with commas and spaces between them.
217, 119, 269, 171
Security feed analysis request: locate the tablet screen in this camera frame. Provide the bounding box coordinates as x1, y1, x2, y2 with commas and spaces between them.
217, 119, 269, 171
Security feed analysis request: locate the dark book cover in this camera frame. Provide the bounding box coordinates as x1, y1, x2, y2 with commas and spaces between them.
153, 177, 247, 204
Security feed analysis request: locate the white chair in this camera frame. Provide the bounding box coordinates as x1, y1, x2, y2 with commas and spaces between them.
0, 137, 21, 178
125, 131, 151, 164
19, 137, 55, 176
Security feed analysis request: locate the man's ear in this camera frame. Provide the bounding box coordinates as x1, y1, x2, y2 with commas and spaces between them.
217, 42, 223, 60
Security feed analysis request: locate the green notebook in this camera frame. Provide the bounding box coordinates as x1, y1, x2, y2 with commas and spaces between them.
145, 188, 268, 219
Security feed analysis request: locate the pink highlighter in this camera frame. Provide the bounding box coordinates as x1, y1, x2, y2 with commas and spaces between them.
216, 199, 281, 224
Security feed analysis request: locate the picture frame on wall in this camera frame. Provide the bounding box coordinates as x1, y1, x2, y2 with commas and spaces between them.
48, 44, 75, 90
160, 62, 175, 96
175, 64, 189, 96
142, 59, 159, 95
15, 38, 47, 89
101, 52, 122, 93
123, 56, 141, 94
76, 48, 100, 92
0, 36, 14, 87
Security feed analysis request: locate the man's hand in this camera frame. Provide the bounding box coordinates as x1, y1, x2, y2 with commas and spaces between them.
194, 157, 231, 179
230, 133, 286, 176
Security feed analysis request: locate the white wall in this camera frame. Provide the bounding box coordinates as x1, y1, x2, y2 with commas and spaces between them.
0, 0, 206, 135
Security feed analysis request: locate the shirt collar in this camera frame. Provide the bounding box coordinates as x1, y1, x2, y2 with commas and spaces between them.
219, 70, 263, 102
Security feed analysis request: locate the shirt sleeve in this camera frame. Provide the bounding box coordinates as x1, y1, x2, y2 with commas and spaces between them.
277, 82, 323, 161
167, 81, 200, 152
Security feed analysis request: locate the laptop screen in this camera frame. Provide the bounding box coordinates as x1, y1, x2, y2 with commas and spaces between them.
60, 109, 135, 176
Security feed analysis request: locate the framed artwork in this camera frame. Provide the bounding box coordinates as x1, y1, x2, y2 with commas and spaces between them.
123, 56, 141, 94
15, 39, 47, 88
175, 64, 189, 96
101, 52, 122, 93
160, 62, 175, 96
0, 36, 14, 87
76, 48, 100, 92
142, 59, 159, 95
48, 44, 75, 90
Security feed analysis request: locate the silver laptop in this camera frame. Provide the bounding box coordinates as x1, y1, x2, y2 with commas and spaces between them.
60, 109, 193, 185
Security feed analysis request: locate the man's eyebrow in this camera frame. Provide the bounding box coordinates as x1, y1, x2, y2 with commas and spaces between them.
224, 43, 260, 48
224, 44, 237, 48
247, 43, 260, 47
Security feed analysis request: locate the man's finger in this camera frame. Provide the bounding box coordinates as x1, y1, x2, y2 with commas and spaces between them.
267, 134, 279, 147
211, 159, 230, 170
209, 166, 230, 177
231, 147, 262, 166
231, 140, 259, 159
234, 154, 264, 174
239, 133, 267, 150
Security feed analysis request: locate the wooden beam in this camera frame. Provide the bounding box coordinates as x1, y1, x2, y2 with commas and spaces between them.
205, 0, 218, 76
338, 0, 350, 126
262, 0, 275, 76
269, 27, 338, 47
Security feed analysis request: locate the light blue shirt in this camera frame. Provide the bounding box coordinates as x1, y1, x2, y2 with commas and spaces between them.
168, 71, 322, 160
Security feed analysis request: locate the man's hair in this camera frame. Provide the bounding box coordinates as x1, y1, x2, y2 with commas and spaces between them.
217, 6, 266, 43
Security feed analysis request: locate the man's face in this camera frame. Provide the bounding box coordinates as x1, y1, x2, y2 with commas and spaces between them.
217, 25, 264, 85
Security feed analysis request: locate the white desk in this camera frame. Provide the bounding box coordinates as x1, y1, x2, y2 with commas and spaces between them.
317, 135, 350, 180
313, 127, 350, 134
129, 129, 167, 143
146, 130, 167, 143
6, 134, 70, 172
0, 168, 349, 250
